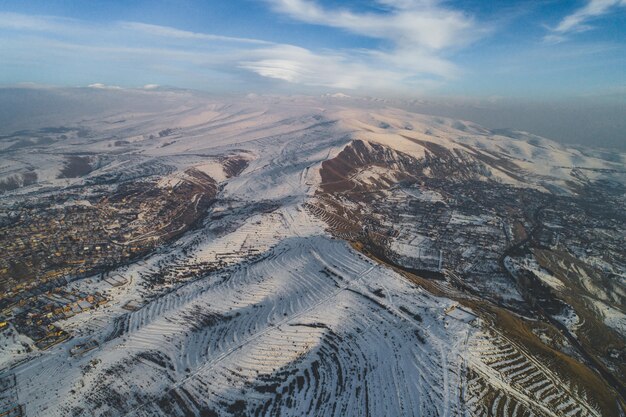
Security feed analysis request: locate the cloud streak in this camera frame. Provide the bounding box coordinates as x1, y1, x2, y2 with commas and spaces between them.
267, 0, 480, 50
118, 22, 274, 45
546, 0, 626, 42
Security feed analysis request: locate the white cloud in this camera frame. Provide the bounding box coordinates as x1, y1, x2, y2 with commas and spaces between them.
88, 83, 122, 89
240, 45, 412, 89
267, 0, 480, 50
547, 0, 626, 41
0, 4, 484, 92
242, 0, 485, 89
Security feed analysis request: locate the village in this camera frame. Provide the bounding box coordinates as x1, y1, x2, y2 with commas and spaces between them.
0, 165, 218, 301
1, 284, 107, 352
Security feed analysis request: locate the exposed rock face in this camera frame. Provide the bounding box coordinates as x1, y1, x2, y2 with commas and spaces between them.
320, 140, 420, 193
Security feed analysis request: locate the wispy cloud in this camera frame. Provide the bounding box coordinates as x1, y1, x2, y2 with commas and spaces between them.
546, 0, 626, 42
240, 45, 421, 90
239, 0, 486, 89
118, 22, 274, 45
0, 12, 72, 32
0, 13, 262, 89
266, 0, 481, 50
0, 4, 484, 92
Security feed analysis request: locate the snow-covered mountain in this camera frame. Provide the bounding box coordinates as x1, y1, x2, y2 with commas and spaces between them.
0, 89, 624, 417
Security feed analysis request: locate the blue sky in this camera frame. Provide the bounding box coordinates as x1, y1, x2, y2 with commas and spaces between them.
0, 0, 625, 98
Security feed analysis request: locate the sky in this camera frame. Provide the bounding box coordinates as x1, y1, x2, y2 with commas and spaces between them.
0, 0, 625, 98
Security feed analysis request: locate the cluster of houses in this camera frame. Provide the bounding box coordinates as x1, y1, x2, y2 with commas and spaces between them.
1, 286, 107, 351
0, 203, 146, 298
